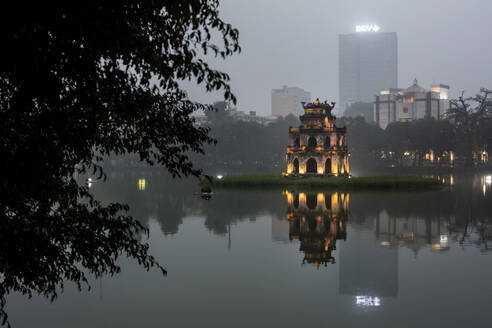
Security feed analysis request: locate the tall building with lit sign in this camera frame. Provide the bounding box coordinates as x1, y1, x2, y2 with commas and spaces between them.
339, 27, 398, 112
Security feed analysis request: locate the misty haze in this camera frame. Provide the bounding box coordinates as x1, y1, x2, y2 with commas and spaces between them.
1, 1, 492, 328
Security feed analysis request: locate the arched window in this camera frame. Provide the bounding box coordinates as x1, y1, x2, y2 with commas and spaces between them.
308, 136, 317, 149
325, 158, 332, 175
293, 158, 299, 173
306, 158, 317, 173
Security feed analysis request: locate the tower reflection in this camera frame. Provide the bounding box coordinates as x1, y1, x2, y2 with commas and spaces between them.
284, 191, 349, 268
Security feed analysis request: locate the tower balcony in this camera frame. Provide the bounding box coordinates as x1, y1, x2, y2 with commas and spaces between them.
289, 127, 336, 133
287, 145, 347, 153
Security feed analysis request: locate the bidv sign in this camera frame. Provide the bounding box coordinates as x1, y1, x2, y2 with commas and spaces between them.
356, 25, 380, 32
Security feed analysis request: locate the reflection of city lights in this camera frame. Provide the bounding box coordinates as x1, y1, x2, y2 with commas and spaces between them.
380, 241, 391, 247
356, 296, 381, 307
485, 175, 492, 184
138, 178, 146, 191
285, 191, 293, 204
331, 192, 339, 211
431, 235, 450, 251
440, 235, 449, 249
431, 244, 441, 251
299, 193, 306, 204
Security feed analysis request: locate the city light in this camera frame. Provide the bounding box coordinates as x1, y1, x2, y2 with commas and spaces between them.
217, 175, 223, 180
356, 296, 381, 307
138, 178, 146, 191
356, 24, 380, 32
440, 235, 449, 249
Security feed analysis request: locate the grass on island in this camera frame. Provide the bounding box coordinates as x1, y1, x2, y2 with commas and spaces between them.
203, 174, 444, 191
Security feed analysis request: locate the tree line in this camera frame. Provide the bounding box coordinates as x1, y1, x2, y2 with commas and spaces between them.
190, 89, 492, 176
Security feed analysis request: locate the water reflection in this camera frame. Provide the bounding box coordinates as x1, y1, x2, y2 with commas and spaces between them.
339, 214, 399, 305
9, 171, 492, 327
284, 191, 348, 268
375, 212, 450, 254
89, 171, 492, 253
138, 178, 146, 191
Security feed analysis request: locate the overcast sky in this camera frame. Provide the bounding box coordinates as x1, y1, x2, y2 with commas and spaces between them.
183, 0, 492, 116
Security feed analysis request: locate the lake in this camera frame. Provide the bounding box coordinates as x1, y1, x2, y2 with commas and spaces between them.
6, 171, 492, 327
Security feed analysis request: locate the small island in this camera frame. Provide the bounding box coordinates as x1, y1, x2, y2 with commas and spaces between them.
205, 174, 444, 191
204, 99, 443, 191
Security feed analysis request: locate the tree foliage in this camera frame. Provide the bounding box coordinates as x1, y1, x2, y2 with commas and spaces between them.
448, 89, 492, 167
194, 111, 299, 174
0, 1, 239, 326
337, 116, 385, 172
342, 102, 373, 123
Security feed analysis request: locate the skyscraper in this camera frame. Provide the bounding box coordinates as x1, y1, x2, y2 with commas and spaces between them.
339, 28, 398, 112
271, 85, 311, 117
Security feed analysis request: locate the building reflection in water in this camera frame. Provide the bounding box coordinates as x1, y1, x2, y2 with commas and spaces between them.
375, 211, 450, 254
276, 190, 455, 307
339, 210, 399, 307
284, 191, 349, 269
340, 211, 450, 307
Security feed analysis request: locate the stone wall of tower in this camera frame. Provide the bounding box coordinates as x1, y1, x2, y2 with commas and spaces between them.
285, 100, 349, 176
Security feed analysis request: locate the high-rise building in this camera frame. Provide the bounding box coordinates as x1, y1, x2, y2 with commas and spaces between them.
271, 86, 311, 117
373, 79, 451, 129
339, 28, 398, 112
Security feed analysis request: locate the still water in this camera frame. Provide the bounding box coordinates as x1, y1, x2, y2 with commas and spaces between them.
7, 172, 492, 327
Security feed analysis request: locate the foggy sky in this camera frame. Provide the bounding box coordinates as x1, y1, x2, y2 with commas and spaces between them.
183, 0, 492, 116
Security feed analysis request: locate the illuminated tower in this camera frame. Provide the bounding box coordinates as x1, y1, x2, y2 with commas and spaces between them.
285, 98, 349, 176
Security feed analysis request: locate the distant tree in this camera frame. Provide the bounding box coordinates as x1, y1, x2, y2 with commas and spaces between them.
448, 89, 492, 167
0, 1, 239, 325
385, 122, 412, 166
408, 119, 455, 167
193, 112, 300, 174
384, 119, 456, 167
343, 102, 373, 123
338, 116, 385, 172
205, 101, 230, 122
